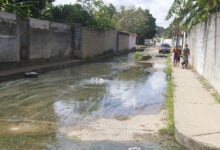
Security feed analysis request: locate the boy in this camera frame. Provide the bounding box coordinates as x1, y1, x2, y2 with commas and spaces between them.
181, 44, 190, 69
172, 46, 178, 66
176, 46, 182, 67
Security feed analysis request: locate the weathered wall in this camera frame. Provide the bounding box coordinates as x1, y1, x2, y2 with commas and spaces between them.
118, 32, 129, 52
81, 27, 107, 58
104, 29, 117, 53
0, 12, 135, 61
71, 24, 82, 58
81, 28, 131, 58
187, 12, 220, 93
0, 12, 18, 62
129, 34, 137, 49
30, 18, 71, 59
81, 27, 118, 58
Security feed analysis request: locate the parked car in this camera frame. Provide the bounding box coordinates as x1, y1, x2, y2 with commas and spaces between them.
159, 43, 171, 53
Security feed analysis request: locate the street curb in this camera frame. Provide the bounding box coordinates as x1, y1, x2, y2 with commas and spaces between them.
0, 60, 85, 82
0, 52, 124, 82
175, 126, 220, 150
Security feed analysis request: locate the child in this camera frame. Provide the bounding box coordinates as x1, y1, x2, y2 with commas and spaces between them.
181, 44, 190, 69
176, 46, 182, 67
172, 46, 178, 66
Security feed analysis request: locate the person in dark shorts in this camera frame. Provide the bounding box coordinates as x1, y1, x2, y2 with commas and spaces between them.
172, 46, 178, 66
181, 44, 190, 69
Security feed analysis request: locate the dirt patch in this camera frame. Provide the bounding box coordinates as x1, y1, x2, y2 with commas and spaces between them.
59, 110, 167, 142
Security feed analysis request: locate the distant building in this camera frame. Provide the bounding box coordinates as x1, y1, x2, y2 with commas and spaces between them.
144, 39, 154, 46
155, 38, 172, 46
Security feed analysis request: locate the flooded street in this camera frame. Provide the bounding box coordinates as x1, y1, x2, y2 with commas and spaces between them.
0, 47, 183, 149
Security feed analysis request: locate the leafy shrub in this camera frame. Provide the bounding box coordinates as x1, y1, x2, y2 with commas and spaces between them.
134, 52, 143, 61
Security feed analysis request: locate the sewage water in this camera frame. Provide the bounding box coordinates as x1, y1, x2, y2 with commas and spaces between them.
0, 52, 184, 149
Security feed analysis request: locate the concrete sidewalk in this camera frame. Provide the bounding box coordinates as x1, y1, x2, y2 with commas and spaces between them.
173, 67, 220, 150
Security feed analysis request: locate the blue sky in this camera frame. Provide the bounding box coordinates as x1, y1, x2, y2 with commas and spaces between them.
53, 0, 174, 28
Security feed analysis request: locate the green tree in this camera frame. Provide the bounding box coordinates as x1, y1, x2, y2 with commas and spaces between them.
92, 1, 116, 30
77, 0, 117, 30
144, 10, 156, 38
43, 4, 94, 26
112, 6, 156, 44
112, 6, 145, 35
0, 0, 54, 18
0, 0, 33, 17
166, 0, 220, 30
156, 26, 172, 38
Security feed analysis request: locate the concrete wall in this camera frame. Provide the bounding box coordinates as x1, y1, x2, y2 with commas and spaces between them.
129, 34, 136, 49
80, 28, 130, 58
81, 27, 108, 58
0, 12, 18, 62
118, 32, 129, 52
0, 12, 135, 61
105, 29, 117, 53
71, 24, 82, 58
30, 18, 71, 59
187, 12, 220, 93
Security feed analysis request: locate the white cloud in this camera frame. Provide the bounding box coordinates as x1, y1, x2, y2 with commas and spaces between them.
53, 0, 174, 28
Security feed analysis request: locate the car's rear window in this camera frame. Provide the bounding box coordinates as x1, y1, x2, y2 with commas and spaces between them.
161, 44, 170, 47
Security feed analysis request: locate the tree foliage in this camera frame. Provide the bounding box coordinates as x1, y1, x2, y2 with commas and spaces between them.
77, 0, 116, 30
0, 0, 54, 18
1, 0, 157, 37
166, 0, 220, 30
43, 4, 94, 26
156, 26, 172, 38
112, 6, 156, 43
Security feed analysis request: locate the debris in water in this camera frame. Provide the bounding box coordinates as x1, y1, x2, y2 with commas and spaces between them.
24, 72, 38, 78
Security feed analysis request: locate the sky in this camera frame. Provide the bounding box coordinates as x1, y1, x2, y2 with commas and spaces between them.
53, 0, 174, 28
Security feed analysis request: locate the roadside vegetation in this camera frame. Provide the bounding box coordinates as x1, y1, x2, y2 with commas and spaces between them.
134, 52, 143, 61
160, 55, 175, 136
165, 0, 220, 47
0, 0, 156, 44
198, 76, 220, 104
166, 0, 220, 30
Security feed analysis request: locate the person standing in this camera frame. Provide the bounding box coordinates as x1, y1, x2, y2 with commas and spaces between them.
176, 45, 182, 67
181, 44, 190, 69
172, 46, 179, 66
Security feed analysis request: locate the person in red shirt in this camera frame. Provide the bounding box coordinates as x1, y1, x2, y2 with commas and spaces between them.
172, 46, 179, 66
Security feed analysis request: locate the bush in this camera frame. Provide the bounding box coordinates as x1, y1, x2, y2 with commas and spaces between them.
134, 52, 143, 61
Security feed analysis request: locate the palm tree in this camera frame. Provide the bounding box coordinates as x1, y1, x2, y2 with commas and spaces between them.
166, 0, 220, 30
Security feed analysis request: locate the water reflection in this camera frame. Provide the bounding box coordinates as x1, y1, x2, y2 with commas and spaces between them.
53, 71, 166, 127
115, 67, 145, 81
0, 52, 177, 149
153, 64, 166, 69
47, 133, 168, 150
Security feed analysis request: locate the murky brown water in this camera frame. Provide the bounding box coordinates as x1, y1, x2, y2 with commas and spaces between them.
0, 51, 185, 149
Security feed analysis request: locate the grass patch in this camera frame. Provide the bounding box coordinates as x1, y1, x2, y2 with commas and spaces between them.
135, 45, 147, 49
198, 76, 220, 104
134, 52, 143, 61
160, 55, 175, 136
213, 93, 220, 104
